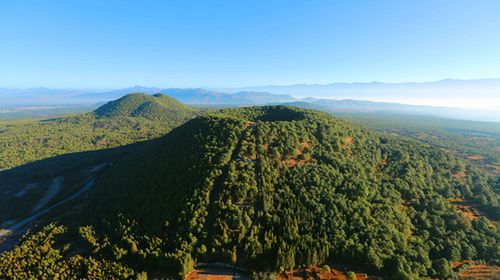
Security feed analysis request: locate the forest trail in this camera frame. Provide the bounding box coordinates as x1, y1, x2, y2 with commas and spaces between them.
31, 176, 64, 213
0, 179, 95, 238
205, 127, 247, 255
234, 123, 264, 248
253, 123, 264, 213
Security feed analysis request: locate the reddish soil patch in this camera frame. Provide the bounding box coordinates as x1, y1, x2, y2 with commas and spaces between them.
451, 198, 479, 221
295, 141, 310, 156
416, 133, 431, 139
452, 260, 471, 269
416, 133, 440, 140
284, 158, 299, 166
95, 138, 110, 146
186, 268, 250, 280
496, 146, 500, 151
246, 122, 257, 128
450, 198, 499, 225
284, 157, 312, 167
284, 141, 313, 167
457, 264, 500, 280
342, 136, 354, 150
343, 136, 354, 144
275, 265, 371, 280
466, 155, 485, 161
452, 172, 467, 179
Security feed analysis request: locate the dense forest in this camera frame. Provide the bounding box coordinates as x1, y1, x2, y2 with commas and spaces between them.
0, 93, 196, 170
287, 102, 500, 176
334, 112, 500, 174
1, 106, 497, 279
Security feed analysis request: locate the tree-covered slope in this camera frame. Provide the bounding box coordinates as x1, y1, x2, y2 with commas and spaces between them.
93, 93, 193, 121
0, 93, 196, 169
1, 106, 498, 279
90, 107, 498, 277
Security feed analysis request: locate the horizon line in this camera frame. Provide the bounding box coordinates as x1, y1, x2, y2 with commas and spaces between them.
2, 77, 500, 91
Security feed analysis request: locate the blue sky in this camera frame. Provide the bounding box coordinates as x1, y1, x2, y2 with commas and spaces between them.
0, 0, 499, 88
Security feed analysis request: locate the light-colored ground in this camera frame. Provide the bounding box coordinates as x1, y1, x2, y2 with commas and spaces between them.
14, 182, 38, 197
458, 264, 500, 280
31, 176, 64, 213
185, 268, 250, 280
275, 265, 370, 280
0, 179, 95, 238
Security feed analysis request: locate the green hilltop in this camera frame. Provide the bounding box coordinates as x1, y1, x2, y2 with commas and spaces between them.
94, 93, 193, 121
0, 93, 197, 170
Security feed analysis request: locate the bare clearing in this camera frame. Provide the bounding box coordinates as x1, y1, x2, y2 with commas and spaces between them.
14, 183, 38, 197
451, 198, 498, 225
466, 155, 485, 161
186, 268, 250, 280
452, 262, 500, 280
275, 265, 372, 280
453, 172, 467, 179
284, 141, 313, 167
31, 176, 64, 213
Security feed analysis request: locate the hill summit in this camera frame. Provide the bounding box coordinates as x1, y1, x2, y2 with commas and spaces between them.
84, 106, 498, 278
93, 92, 193, 121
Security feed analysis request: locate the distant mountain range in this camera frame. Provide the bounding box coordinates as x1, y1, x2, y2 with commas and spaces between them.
0, 87, 90, 106
75, 87, 296, 105
2, 79, 500, 106
223, 79, 500, 101
1, 79, 499, 121
0, 86, 295, 106
280, 99, 500, 122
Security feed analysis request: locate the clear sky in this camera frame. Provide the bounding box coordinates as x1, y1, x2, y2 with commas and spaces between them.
1, 0, 499, 88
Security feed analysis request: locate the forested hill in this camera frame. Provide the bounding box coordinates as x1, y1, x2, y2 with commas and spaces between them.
0, 93, 197, 169
93, 93, 194, 121
2, 106, 495, 278
0, 105, 497, 278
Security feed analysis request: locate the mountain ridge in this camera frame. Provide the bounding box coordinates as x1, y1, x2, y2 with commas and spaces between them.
222, 79, 500, 106
1, 80, 500, 121
79, 88, 296, 105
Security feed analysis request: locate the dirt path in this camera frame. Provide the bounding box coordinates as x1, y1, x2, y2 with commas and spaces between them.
31, 176, 64, 213
0, 179, 95, 238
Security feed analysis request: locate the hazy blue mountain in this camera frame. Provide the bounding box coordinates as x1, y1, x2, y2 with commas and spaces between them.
0, 87, 86, 98
76, 87, 296, 105
224, 79, 500, 101
160, 88, 295, 104
292, 98, 448, 112
1, 86, 295, 106
0, 88, 92, 106
73, 86, 162, 100
2, 80, 499, 121
285, 98, 500, 122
